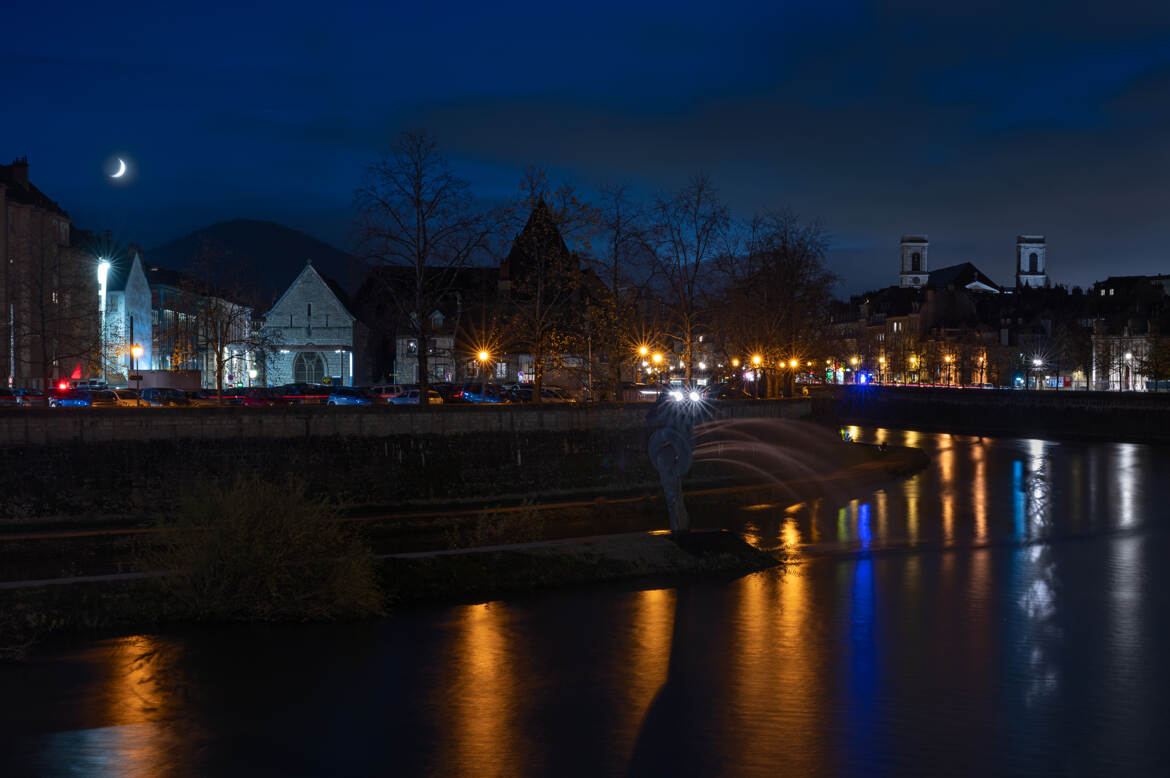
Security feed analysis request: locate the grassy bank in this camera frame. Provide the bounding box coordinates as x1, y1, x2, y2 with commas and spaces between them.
1, 531, 775, 661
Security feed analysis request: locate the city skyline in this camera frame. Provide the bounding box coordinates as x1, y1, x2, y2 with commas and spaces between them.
4, 2, 1170, 295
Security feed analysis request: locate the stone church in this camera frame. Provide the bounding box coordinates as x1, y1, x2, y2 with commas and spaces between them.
261, 261, 361, 386
898, 233, 1049, 290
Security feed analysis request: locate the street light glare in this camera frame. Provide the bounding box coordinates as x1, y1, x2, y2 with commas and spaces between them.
477, 350, 490, 362
752, 355, 761, 366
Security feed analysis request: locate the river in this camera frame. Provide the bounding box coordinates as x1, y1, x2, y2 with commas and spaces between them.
2, 428, 1169, 776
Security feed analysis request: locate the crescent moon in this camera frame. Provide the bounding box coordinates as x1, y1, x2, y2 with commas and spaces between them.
111, 158, 126, 178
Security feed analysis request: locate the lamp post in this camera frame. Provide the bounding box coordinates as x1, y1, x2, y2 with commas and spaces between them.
130, 344, 143, 406
1031, 357, 1043, 391
638, 345, 649, 383
478, 350, 490, 403
944, 354, 954, 386
850, 356, 859, 385
97, 259, 110, 383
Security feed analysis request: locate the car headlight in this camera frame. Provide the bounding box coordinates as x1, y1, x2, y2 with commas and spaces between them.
688, 391, 701, 402
669, 390, 683, 401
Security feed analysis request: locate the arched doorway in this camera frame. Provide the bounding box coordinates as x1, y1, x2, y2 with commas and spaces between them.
293, 351, 326, 383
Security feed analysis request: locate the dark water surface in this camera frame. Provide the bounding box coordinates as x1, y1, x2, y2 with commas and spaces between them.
3, 428, 1170, 776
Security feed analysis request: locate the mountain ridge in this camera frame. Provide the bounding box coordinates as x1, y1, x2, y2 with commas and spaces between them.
145, 218, 364, 309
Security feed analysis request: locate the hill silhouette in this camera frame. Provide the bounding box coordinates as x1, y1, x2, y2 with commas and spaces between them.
146, 219, 364, 309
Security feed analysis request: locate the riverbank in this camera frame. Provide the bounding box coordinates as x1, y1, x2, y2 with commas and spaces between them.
0, 438, 928, 658
812, 384, 1170, 444
0, 530, 774, 661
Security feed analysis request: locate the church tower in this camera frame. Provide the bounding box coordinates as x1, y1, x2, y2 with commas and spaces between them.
899, 235, 929, 288
1016, 235, 1048, 288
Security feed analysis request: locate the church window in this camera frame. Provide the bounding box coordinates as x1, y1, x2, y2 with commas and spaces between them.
293, 351, 326, 383
1028, 252, 1039, 273
911, 253, 921, 272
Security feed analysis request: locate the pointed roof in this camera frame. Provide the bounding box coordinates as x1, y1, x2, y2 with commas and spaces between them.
928, 262, 1000, 293
500, 199, 576, 282
264, 260, 356, 320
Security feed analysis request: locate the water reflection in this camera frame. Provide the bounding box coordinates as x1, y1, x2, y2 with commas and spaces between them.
4, 429, 1170, 775
440, 603, 527, 776
966, 440, 985, 543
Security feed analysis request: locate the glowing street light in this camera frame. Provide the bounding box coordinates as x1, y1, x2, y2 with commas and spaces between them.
97, 259, 111, 382
477, 350, 491, 404
752, 355, 761, 366
130, 344, 143, 405
788, 358, 798, 368
652, 352, 663, 365
850, 356, 859, 366
638, 345, 649, 358
731, 358, 740, 368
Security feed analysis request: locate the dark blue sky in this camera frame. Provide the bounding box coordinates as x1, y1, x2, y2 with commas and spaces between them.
4, 1, 1170, 294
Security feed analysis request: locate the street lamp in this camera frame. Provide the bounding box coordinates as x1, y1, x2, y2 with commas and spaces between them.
97, 259, 110, 383
130, 344, 143, 405
944, 354, 954, 385
477, 350, 490, 403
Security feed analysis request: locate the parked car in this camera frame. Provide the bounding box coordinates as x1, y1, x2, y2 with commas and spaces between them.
458, 382, 509, 403
111, 388, 141, 407
0, 389, 21, 407
140, 387, 191, 407
15, 389, 45, 407
54, 389, 118, 408
241, 388, 291, 407
506, 386, 574, 403
368, 384, 405, 402
431, 382, 468, 404
185, 389, 228, 406
327, 387, 376, 406
389, 386, 444, 405
702, 383, 754, 401
277, 383, 331, 405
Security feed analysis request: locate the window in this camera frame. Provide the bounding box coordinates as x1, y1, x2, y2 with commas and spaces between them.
1029, 252, 1039, 273
293, 352, 325, 383
911, 252, 921, 272
307, 302, 312, 317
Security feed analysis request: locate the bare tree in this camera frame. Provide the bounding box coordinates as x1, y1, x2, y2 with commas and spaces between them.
502, 167, 598, 401
354, 131, 497, 403
185, 242, 276, 403
650, 174, 729, 385
715, 209, 837, 395
588, 183, 657, 399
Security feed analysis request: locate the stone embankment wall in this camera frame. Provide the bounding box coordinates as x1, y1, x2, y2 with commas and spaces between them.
0, 400, 809, 522
812, 386, 1170, 443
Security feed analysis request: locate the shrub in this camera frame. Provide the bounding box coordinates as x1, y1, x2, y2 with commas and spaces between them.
149, 478, 383, 621
445, 501, 545, 549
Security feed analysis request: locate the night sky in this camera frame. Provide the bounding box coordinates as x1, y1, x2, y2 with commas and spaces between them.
5, 1, 1170, 294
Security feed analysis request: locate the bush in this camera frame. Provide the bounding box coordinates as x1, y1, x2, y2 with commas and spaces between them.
445, 501, 546, 549
149, 478, 383, 621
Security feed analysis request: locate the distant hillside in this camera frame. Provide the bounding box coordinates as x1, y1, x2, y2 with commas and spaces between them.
146, 219, 364, 310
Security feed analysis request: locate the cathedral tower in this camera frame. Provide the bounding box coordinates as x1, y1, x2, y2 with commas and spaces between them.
1016, 235, 1048, 288
899, 235, 929, 287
